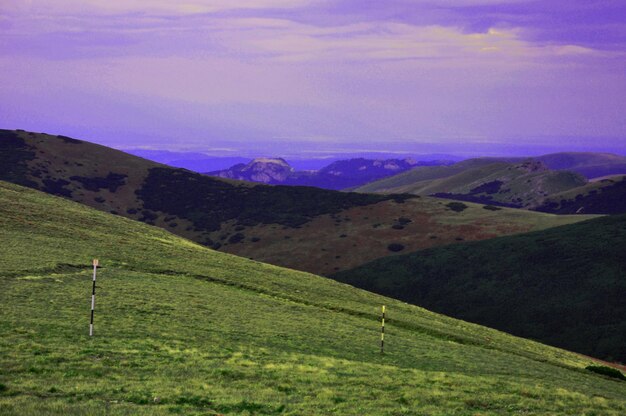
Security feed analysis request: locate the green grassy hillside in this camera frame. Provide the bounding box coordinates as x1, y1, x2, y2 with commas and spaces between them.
1, 129, 594, 276
1, 181, 625, 415
536, 152, 626, 179
333, 215, 626, 364
353, 158, 500, 193
536, 175, 626, 214
355, 160, 586, 209
354, 153, 626, 194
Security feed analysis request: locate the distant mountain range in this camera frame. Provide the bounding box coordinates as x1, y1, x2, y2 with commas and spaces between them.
206, 157, 453, 190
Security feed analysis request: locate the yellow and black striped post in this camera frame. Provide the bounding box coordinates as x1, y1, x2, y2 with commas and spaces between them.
381, 305, 385, 354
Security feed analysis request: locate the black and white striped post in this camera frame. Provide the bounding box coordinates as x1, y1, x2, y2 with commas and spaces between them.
89, 259, 98, 337
381, 305, 385, 354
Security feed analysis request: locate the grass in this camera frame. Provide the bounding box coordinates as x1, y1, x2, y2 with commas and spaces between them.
357, 160, 587, 209
333, 214, 626, 363
537, 175, 626, 214
1, 181, 625, 415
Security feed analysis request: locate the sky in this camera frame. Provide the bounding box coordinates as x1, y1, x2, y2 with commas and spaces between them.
1, 0, 626, 156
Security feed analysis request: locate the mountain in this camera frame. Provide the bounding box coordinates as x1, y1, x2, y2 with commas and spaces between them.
0, 129, 596, 276
1, 180, 625, 414
207, 157, 449, 190
356, 159, 587, 209
207, 157, 297, 183
333, 214, 626, 363
535, 174, 626, 214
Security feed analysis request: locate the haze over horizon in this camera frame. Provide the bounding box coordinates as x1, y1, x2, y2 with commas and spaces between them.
1, 1, 625, 156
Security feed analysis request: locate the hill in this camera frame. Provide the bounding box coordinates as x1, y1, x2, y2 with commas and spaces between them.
355, 159, 586, 208
0, 129, 594, 275
536, 174, 626, 214
355, 152, 626, 195
333, 215, 626, 363
353, 158, 501, 193
1, 180, 625, 415
428, 161, 586, 208
207, 157, 445, 190
536, 152, 626, 179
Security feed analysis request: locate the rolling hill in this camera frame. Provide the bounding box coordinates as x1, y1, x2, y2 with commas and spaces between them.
333, 215, 626, 363
536, 174, 626, 214
354, 159, 587, 209
1, 180, 625, 415
536, 152, 626, 179
0, 129, 594, 275
352, 158, 502, 194
355, 153, 626, 194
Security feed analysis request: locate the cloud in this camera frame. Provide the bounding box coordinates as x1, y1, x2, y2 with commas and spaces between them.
0, 0, 316, 15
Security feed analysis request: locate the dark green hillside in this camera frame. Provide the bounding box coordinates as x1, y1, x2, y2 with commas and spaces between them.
1, 181, 626, 415
138, 167, 408, 232
536, 175, 626, 214
334, 215, 626, 363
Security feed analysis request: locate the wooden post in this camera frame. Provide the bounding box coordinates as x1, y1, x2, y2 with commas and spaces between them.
90, 259, 98, 336
381, 305, 385, 354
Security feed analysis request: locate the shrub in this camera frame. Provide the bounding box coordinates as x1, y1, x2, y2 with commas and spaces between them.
387, 243, 405, 252
228, 233, 245, 244
483, 205, 502, 211
391, 224, 405, 230
586, 365, 626, 381
446, 202, 468, 212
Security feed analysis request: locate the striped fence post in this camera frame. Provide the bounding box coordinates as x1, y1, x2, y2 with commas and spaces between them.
90, 259, 98, 336
381, 305, 385, 354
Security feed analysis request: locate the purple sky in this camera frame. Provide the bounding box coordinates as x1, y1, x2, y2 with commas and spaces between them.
1, 0, 625, 156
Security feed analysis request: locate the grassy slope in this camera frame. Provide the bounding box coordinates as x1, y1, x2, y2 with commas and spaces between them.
0, 130, 595, 276
536, 175, 626, 214
223, 197, 595, 275
1, 181, 625, 415
333, 215, 626, 363
355, 160, 586, 209
355, 153, 626, 194
536, 152, 626, 179
353, 159, 500, 193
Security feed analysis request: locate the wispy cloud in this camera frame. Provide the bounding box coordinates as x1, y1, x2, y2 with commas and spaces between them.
0, 0, 316, 15
1, 0, 625, 150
